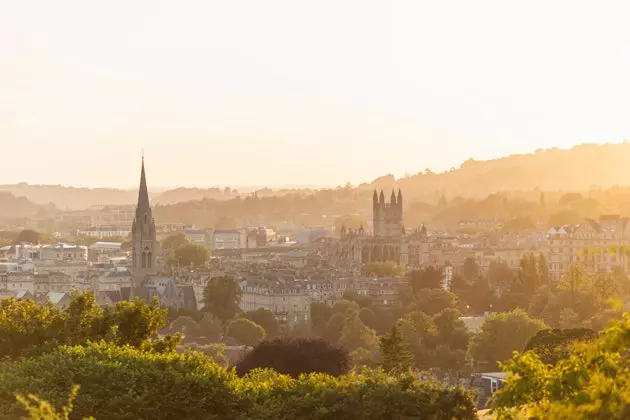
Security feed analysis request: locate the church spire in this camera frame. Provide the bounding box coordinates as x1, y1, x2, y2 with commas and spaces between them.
137, 155, 150, 212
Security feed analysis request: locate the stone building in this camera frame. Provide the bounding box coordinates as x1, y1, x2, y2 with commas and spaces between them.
338, 190, 430, 268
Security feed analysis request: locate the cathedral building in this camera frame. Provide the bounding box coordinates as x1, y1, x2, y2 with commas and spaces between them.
338, 189, 429, 267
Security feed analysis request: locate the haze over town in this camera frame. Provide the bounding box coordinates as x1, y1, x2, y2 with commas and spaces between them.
3, 1, 630, 419
3, 0, 630, 188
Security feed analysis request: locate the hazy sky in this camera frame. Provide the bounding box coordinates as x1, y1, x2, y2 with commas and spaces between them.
2, 0, 630, 188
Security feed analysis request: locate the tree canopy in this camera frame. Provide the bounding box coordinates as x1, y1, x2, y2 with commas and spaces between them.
202, 276, 242, 322
468, 309, 547, 371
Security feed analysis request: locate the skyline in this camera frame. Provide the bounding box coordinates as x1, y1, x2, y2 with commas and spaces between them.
3, 0, 630, 188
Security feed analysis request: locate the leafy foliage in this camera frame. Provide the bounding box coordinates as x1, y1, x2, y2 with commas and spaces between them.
0, 294, 178, 359
379, 324, 413, 373
225, 318, 266, 346
235, 337, 351, 378
492, 314, 630, 419
467, 309, 547, 371
243, 308, 281, 339
0, 342, 238, 420
523, 327, 597, 365
338, 312, 378, 352
361, 261, 404, 277
202, 275, 242, 322
410, 266, 444, 291
169, 243, 210, 268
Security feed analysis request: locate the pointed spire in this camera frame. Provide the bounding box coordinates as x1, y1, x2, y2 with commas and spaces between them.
379, 189, 385, 203
373, 189, 378, 203
390, 189, 396, 204
137, 155, 150, 212
397, 188, 403, 202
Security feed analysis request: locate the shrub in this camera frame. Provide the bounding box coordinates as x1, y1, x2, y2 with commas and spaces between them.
235, 337, 351, 378
0, 342, 240, 420
0, 342, 477, 420
240, 368, 477, 420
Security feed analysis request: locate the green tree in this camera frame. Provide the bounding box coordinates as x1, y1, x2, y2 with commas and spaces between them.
324, 312, 347, 344
331, 299, 360, 315
523, 327, 596, 365
170, 316, 197, 334
310, 301, 333, 337
338, 312, 378, 352
170, 243, 210, 268
558, 263, 591, 306
0, 294, 176, 359
202, 276, 242, 322
468, 309, 547, 371
462, 257, 480, 283
487, 261, 514, 292
225, 318, 266, 346
410, 266, 444, 291
414, 288, 458, 316
361, 261, 404, 277
235, 337, 351, 378
357, 307, 376, 329
537, 253, 550, 286
13, 229, 41, 245
243, 308, 280, 339
195, 314, 223, 342
380, 324, 413, 373
161, 232, 190, 252
492, 314, 630, 419
517, 253, 541, 296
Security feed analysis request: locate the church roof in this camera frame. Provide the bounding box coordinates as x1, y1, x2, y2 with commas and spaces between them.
137, 158, 151, 213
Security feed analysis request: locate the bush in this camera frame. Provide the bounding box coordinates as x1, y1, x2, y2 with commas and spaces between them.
235, 337, 351, 378
225, 318, 266, 346
0, 342, 477, 420
0, 294, 177, 360
241, 368, 477, 420
0, 342, 238, 420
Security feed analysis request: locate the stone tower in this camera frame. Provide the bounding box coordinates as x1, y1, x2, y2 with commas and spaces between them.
131, 157, 158, 294
372, 189, 404, 237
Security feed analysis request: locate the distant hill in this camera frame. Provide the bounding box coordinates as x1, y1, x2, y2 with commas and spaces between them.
3, 142, 630, 210
0, 184, 141, 211
0, 191, 56, 220
361, 142, 630, 203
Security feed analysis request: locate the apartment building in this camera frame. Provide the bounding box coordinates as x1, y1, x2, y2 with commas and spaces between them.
548, 215, 630, 283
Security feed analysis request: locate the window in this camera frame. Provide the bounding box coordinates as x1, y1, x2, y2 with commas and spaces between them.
491, 380, 498, 393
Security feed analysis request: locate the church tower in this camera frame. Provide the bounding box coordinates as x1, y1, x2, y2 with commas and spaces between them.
372, 189, 404, 237
131, 157, 158, 295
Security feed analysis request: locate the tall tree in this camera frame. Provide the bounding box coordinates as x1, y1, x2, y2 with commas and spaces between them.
487, 262, 514, 293
517, 253, 541, 296
462, 257, 480, 283
310, 302, 333, 337
380, 324, 413, 373
243, 308, 280, 339
338, 312, 378, 352
537, 253, 550, 286
170, 243, 211, 268
410, 266, 444, 291
161, 232, 190, 252
202, 276, 242, 322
